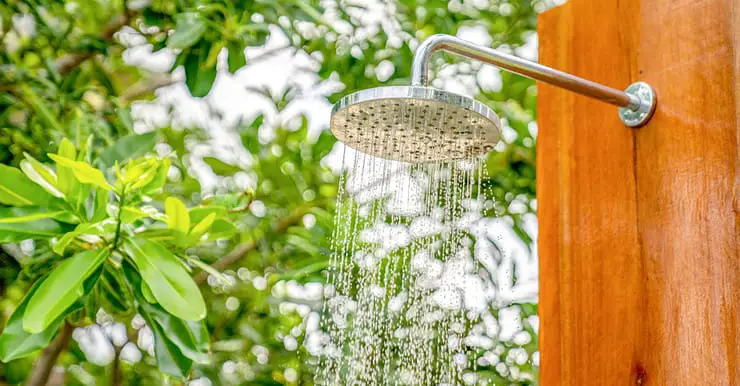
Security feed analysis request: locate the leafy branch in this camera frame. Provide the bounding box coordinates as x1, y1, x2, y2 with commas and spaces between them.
0, 137, 236, 381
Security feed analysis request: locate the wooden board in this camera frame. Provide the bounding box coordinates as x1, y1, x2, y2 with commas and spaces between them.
537, 0, 739, 384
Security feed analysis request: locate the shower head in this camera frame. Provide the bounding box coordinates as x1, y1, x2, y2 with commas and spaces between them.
330, 34, 657, 164
330, 85, 502, 163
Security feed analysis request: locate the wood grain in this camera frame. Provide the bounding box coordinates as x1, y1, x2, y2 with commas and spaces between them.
537, 0, 739, 384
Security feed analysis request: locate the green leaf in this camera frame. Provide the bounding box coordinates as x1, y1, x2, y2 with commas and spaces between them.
22, 154, 56, 183
165, 197, 190, 233
0, 279, 65, 362
117, 106, 134, 131
240, 115, 263, 154
141, 281, 157, 304
202, 193, 252, 211
120, 157, 159, 188
52, 232, 79, 256
140, 306, 194, 378
98, 133, 157, 168
314, 130, 337, 160
0, 267, 95, 361
184, 41, 217, 98
189, 212, 215, 238
122, 263, 194, 378
186, 256, 231, 285
120, 206, 150, 224
20, 154, 64, 198
189, 206, 227, 224
49, 154, 112, 191
203, 157, 242, 176
286, 234, 320, 255
134, 228, 189, 245
52, 222, 104, 255
138, 158, 170, 195
23, 249, 109, 333
187, 319, 209, 354
140, 301, 209, 363
208, 219, 237, 240
123, 237, 206, 321
99, 269, 132, 314
91, 187, 109, 222
21, 85, 63, 133
142, 8, 168, 27
203, 40, 225, 69
130, 164, 161, 190
55, 139, 86, 209
162, 128, 186, 157
168, 13, 207, 50
227, 40, 246, 73
0, 164, 54, 206
0, 207, 70, 224
278, 260, 329, 281
0, 207, 71, 242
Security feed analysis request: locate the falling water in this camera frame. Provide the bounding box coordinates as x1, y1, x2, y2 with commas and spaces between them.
316, 149, 493, 384
316, 103, 536, 384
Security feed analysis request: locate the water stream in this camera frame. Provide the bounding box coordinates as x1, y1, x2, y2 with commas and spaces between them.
317, 144, 502, 385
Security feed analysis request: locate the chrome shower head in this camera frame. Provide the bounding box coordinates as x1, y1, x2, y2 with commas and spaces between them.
330, 35, 657, 163
330, 86, 502, 163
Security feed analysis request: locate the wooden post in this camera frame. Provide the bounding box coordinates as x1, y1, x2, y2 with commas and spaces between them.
537, 1, 739, 384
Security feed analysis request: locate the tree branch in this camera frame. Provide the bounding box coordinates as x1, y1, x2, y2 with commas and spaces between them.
194, 206, 312, 285
110, 346, 121, 386
55, 13, 131, 75
120, 74, 177, 104
247, 45, 292, 66
27, 322, 74, 386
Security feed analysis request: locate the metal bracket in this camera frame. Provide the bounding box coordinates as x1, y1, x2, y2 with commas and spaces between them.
411, 34, 658, 128
618, 82, 657, 128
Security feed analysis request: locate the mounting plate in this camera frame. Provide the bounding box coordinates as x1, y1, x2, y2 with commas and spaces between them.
618, 82, 657, 128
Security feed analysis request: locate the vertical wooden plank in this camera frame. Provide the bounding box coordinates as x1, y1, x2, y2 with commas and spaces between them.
734, 3, 740, 382
538, 0, 740, 384
537, 1, 643, 384
536, 6, 570, 382
636, 0, 739, 384
734, 9, 740, 385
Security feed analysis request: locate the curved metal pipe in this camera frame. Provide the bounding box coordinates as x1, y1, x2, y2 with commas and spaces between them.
410, 34, 645, 111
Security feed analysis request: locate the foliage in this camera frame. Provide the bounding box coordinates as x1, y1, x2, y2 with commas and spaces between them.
0, 138, 237, 379
0, 0, 541, 384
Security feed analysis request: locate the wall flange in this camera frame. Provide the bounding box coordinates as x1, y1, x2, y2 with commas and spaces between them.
619, 82, 657, 128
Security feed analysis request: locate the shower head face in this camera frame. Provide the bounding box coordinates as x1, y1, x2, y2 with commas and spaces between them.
330, 86, 501, 163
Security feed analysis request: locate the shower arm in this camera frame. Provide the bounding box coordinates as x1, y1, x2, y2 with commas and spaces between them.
410, 34, 656, 127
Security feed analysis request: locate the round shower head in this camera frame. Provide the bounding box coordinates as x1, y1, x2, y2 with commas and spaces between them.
330, 86, 501, 163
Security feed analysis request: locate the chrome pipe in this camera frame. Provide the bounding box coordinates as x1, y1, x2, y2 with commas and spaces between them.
410, 34, 645, 111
